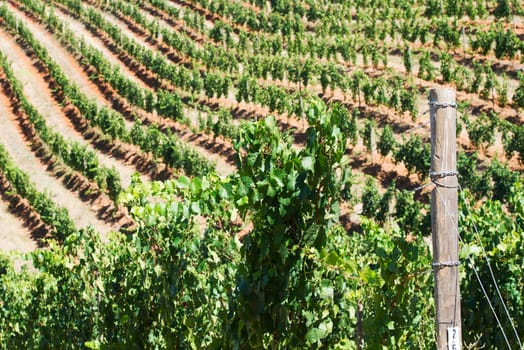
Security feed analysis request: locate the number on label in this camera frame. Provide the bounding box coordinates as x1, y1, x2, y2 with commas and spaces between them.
447, 327, 461, 350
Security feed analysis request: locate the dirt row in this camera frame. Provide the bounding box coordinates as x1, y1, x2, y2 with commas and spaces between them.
135, 0, 207, 45
0, 171, 45, 252
0, 40, 136, 228
86, 0, 201, 70
0, 26, 141, 188
166, 0, 245, 35
0, 75, 117, 243
5, 2, 156, 180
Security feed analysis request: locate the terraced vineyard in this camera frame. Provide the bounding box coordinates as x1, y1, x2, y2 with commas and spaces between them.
0, 0, 523, 348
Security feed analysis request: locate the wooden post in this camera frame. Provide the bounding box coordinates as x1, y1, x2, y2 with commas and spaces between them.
430, 88, 462, 350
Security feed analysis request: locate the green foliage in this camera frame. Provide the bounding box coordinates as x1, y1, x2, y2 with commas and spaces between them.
232, 101, 353, 347
460, 185, 524, 349
493, 0, 511, 19
466, 113, 496, 149
470, 61, 484, 94
378, 125, 397, 157
400, 86, 419, 120
348, 109, 360, 146
497, 74, 509, 107
487, 160, 521, 202
394, 135, 431, 179
360, 118, 376, 156
358, 219, 434, 349
434, 20, 460, 48
376, 182, 395, 224
362, 177, 381, 218
471, 29, 495, 56
439, 52, 454, 83
493, 25, 521, 59
513, 73, 524, 114
394, 189, 430, 234
361, 178, 396, 224
502, 122, 524, 164
0, 219, 240, 349
418, 51, 435, 81
480, 66, 498, 102
403, 45, 412, 74
457, 152, 490, 197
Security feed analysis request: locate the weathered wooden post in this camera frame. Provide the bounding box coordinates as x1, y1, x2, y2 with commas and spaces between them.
430, 88, 462, 350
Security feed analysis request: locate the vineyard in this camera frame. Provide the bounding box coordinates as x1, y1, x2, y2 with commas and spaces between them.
0, 0, 523, 348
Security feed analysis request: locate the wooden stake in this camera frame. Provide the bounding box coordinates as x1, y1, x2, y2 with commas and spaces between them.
356, 302, 363, 350
370, 124, 375, 163
430, 88, 462, 350
462, 26, 466, 61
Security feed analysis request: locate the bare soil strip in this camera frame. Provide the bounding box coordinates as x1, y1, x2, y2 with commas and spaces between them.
0, 85, 117, 236
0, 29, 139, 188
0, 170, 52, 244
5, 2, 112, 107
40, 3, 150, 90
89, 1, 202, 71
0, 190, 38, 253
48, 3, 235, 175
98, 9, 159, 53
5, 3, 170, 182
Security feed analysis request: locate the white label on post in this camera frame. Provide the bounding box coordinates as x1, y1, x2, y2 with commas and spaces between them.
447, 327, 461, 350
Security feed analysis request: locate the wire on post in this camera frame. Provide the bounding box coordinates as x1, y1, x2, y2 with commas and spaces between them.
432, 261, 460, 269
430, 170, 459, 189
429, 101, 457, 109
